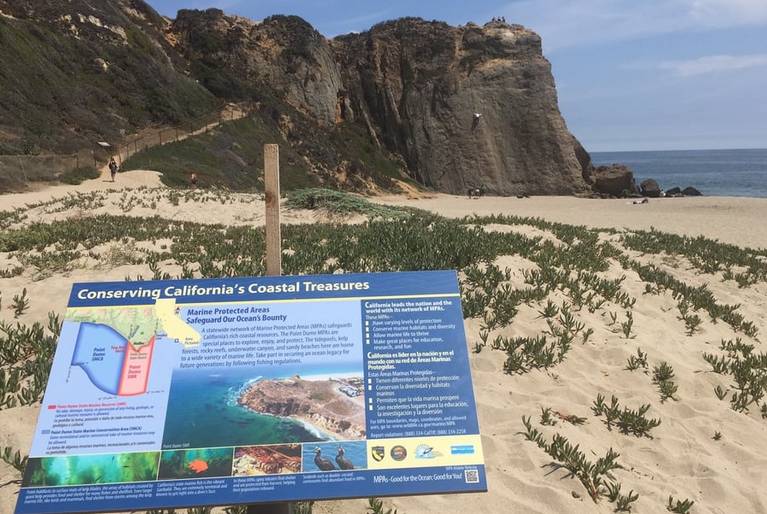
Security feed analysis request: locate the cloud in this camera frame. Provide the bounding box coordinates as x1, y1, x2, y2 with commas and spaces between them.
500, 0, 767, 51
659, 54, 767, 77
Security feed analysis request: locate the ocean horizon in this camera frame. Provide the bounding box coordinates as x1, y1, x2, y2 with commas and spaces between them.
591, 148, 767, 198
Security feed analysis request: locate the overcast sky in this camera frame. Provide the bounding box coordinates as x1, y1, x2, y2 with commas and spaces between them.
148, 0, 767, 152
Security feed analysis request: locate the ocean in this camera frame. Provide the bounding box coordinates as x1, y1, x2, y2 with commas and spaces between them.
591, 148, 767, 198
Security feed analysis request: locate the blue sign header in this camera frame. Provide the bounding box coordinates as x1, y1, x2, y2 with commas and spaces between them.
68, 270, 460, 307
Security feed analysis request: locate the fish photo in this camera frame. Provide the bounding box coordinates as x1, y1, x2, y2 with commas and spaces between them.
157, 447, 234, 480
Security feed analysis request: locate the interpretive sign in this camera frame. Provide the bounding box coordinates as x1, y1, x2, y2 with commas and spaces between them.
16, 271, 486, 514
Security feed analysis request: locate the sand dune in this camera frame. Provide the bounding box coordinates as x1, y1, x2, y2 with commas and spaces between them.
1, 186, 765, 514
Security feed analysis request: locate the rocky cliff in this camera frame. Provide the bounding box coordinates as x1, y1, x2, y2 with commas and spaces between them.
333, 19, 589, 195
0, 1, 593, 195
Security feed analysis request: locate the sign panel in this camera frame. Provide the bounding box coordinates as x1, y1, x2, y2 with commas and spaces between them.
16, 271, 486, 514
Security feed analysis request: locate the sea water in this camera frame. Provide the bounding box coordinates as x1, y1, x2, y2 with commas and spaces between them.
592, 148, 767, 198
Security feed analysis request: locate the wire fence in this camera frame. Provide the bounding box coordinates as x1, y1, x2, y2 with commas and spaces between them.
0, 102, 253, 193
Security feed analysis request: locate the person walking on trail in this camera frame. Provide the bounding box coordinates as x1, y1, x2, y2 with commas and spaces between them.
108, 158, 118, 182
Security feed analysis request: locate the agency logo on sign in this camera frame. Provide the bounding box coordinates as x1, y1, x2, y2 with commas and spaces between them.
371, 446, 385, 462
390, 445, 407, 461
415, 444, 442, 459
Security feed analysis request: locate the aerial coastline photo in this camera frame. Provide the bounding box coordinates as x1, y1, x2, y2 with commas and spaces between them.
1, 0, 766, 513
161, 367, 366, 449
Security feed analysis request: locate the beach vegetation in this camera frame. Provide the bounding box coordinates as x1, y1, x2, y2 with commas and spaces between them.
713, 385, 728, 401
703, 339, 767, 414
667, 496, 695, 513
652, 363, 679, 403
11, 288, 30, 318
606, 482, 640, 512
1, 446, 28, 473
626, 349, 649, 372
592, 394, 661, 438
519, 416, 630, 506
620, 311, 636, 339
540, 407, 557, 426
368, 497, 398, 514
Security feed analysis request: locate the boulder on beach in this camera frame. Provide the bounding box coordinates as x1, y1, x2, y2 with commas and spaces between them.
592, 164, 637, 197
640, 179, 662, 198
665, 186, 682, 197
682, 186, 703, 196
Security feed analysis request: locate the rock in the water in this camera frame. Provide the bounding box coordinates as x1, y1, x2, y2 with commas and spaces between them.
592, 165, 636, 197
640, 179, 662, 197
665, 186, 682, 197
682, 186, 703, 196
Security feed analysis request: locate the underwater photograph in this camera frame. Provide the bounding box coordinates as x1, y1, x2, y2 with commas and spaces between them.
232, 444, 302, 476
302, 441, 367, 472
22, 452, 160, 487
158, 447, 234, 480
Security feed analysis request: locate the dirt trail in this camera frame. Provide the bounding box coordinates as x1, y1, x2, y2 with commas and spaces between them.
0, 104, 249, 211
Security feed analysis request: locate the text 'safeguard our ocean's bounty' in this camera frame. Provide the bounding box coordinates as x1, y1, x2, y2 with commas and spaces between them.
16, 270, 486, 514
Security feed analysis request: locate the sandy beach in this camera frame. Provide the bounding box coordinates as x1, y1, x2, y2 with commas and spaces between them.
1, 175, 766, 514
376, 193, 767, 250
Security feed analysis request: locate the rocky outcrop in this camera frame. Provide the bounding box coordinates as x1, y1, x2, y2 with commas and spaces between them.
640, 179, 662, 197
665, 187, 682, 197
682, 186, 703, 196
592, 165, 636, 197
171, 11, 342, 126
332, 19, 590, 195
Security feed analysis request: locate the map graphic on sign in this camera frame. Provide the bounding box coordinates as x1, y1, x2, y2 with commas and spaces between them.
66, 299, 200, 396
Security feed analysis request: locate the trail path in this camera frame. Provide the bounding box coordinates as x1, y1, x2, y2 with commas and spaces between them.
0, 104, 248, 211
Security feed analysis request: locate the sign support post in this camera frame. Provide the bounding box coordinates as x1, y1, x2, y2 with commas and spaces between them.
246, 145, 290, 514
264, 144, 282, 277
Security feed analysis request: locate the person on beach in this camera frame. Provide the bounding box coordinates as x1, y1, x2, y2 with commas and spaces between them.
108, 158, 118, 182
190, 173, 198, 188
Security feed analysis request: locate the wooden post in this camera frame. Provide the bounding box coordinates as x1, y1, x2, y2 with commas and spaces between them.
264, 144, 281, 276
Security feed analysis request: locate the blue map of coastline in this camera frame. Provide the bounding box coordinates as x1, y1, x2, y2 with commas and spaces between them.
70, 322, 129, 395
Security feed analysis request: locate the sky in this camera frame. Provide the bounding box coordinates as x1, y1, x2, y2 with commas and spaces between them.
148, 0, 767, 152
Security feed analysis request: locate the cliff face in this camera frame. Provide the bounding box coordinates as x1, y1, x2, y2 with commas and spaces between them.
170, 14, 590, 195
170, 11, 342, 126
0, 2, 592, 195
333, 19, 589, 195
